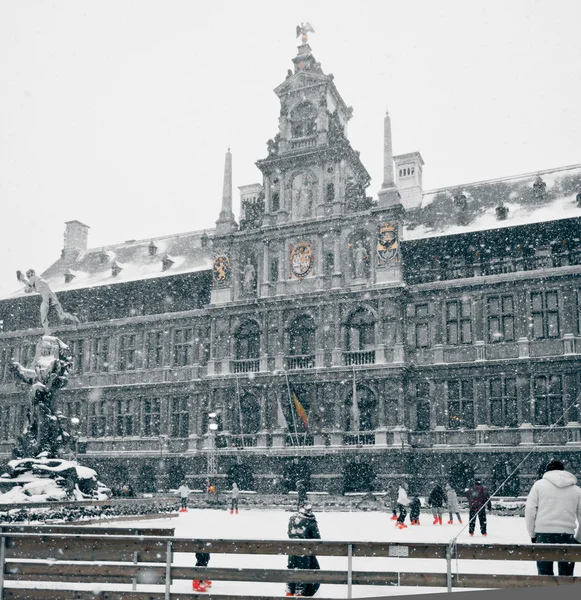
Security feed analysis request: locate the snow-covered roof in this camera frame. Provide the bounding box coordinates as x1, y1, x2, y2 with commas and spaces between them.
1, 229, 214, 300
404, 163, 581, 241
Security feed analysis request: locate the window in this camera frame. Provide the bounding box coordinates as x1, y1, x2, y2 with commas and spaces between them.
288, 315, 316, 355
347, 309, 375, 350
446, 300, 472, 345
531, 291, 559, 339
0, 406, 10, 440
326, 182, 335, 203
119, 334, 139, 371
416, 381, 431, 431
143, 398, 161, 437
487, 295, 515, 342
116, 399, 134, 437
447, 380, 474, 429
0, 346, 13, 381
271, 191, 280, 212
270, 258, 279, 283
15, 404, 28, 438
489, 378, 517, 427
90, 337, 109, 372
89, 401, 108, 437
235, 321, 260, 360
407, 303, 430, 348
146, 331, 165, 369
290, 102, 316, 138
70, 339, 85, 374
324, 252, 334, 276
173, 328, 194, 367
534, 375, 563, 426
19, 343, 35, 368
170, 397, 189, 438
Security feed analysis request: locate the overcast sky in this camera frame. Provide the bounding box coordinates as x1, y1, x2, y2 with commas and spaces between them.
1, 0, 580, 296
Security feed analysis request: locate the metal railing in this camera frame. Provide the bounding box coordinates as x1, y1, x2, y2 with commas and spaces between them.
0, 532, 580, 599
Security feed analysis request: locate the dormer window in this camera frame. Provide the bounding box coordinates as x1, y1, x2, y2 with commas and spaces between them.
148, 240, 158, 256
99, 250, 110, 265
290, 102, 316, 138
162, 254, 174, 272
64, 269, 76, 284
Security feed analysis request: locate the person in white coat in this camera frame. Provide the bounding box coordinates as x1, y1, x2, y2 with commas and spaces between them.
395, 483, 410, 529
177, 482, 190, 512
445, 483, 462, 524
525, 459, 581, 576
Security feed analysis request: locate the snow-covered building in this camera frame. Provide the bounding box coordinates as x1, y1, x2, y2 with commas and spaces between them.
1, 41, 581, 496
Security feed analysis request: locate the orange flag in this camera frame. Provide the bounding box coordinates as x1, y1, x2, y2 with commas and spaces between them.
292, 392, 309, 430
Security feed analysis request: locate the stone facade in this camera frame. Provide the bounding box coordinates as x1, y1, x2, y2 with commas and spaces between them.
1, 42, 581, 496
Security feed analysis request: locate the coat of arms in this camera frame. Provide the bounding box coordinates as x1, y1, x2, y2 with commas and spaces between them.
377, 221, 399, 263
289, 242, 314, 278
213, 254, 230, 284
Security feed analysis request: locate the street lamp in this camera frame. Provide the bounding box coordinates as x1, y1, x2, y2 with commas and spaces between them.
207, 412, 218, 493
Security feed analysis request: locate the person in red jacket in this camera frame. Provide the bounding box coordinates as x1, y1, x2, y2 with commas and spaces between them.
466, 479, 491, 536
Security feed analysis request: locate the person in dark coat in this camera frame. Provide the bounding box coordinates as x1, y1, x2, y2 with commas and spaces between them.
192, 552, 212, 593
296, 479, 308, 509
286, 504, 321, 597
428, 484, 447, 525
466, 478, 491, 536
409, 496, 421, 525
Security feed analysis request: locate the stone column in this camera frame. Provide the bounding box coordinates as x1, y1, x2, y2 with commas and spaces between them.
517, 375, 534, 445
260, 242, 270, 298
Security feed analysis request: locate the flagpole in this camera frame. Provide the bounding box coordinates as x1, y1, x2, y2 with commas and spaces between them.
235, 375, 245, 441
284, 369, 299, 445
352, 365, 360, 445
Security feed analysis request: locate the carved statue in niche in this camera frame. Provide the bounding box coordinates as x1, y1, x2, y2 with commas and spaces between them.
352, 240, 368, 280
243, 258, 256, 293
292, 171, 317, 220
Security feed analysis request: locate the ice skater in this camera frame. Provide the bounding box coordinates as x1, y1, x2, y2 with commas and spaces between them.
445, 483, 462, 524
230, 482, 240, 514
466, 478, 491, 536
176, 481, 190, 512
428, 483, 447, 525
192, 552, 212, 593
395, 482, 410, 529
409, 495, 421, 525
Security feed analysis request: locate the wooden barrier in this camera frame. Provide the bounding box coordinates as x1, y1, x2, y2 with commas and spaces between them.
0, 534, 580, 599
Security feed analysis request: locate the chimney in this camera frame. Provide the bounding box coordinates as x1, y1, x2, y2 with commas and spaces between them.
63, 220, 90, 263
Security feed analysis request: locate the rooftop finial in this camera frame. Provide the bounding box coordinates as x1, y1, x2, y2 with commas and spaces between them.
296, 22, 315, 44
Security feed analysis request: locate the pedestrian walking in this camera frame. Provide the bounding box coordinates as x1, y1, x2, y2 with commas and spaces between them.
176, 481, 190, 512
466, 478, 491, 536
286, 504, 321, 597
409, 495, 422, 525
230, 482, 240, 514
428, 483, 447, 525
395, 482, 410, 529
525, 459, 581, 576
445, 483, 462, 524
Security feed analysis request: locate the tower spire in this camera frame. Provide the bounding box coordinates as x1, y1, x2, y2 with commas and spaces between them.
382, 109, 395, 188
377, 109, 401, 207
216, 148, 237, 234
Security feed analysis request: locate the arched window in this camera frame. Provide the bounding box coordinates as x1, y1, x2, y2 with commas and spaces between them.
235, 321, 260, 360
290, 102, 317, 138
232, 393, 261, 435
346, 386, 377, 431
288, 315, 316, 355
347, 309, 376, 351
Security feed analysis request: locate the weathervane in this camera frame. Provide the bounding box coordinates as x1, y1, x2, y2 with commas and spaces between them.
296, 22, 315, 44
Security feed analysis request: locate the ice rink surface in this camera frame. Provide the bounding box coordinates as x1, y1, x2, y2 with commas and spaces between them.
91, 507, 543, 597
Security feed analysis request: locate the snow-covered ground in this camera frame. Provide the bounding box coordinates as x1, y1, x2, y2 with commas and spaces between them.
53, 508, 542, 598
